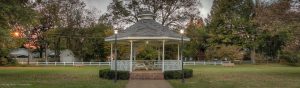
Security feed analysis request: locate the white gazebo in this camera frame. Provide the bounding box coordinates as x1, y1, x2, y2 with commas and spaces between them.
105, 11, 190, 72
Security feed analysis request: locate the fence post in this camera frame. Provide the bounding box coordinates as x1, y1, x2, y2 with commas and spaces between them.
214, 62, 217, 66
204, 61, 206, 65
89, 62, 92, 66
99, 62, 101, 66
55, 62, 57, 66
36, 62, 39, 66
194, 61, 196, 66
73, 62, 74, 66
64, 62, 66, 66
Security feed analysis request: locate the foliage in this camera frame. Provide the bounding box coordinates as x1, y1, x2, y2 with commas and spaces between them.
205, 45, 245, 61
0, 0, 37, 58
184, 21, 209, 60
280, 51, 299, 66
102, 0, 201, 29
37, 0, 110, 61
99, 69, 129, 80
137, 45, 158, 60
253, 0, 300, 61
256, 30, 290, 59
205, 0, 256, 63
207, 0, 255, 46
164, 69, 193, 79
0, 57, 18, 66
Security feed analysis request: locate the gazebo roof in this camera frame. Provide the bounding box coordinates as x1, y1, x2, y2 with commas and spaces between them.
105, 12, 190, 42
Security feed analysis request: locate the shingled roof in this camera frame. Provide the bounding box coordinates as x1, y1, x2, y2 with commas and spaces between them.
105, 12, 190, 42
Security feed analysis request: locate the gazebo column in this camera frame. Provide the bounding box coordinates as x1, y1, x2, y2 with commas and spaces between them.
178, 44, 180, 60
162, 40, 165, 72
130, 40, 133, 72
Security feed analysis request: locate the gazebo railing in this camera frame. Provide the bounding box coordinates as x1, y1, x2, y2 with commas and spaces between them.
163, 60, 182, 71
133, 60, 162, 70
110, 60, 182, 71
111, 60, 131, 71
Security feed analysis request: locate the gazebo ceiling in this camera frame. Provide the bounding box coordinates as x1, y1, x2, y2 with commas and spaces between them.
105, 12, 190, 42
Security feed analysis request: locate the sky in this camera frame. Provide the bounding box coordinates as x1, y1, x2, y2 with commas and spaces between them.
83, 0, 214, 19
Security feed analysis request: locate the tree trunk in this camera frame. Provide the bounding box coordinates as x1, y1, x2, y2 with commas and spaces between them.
250, 49, 256, 64
55, 37, 61, 62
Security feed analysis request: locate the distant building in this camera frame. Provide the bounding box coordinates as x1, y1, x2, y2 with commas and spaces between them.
60, 49, 78, 62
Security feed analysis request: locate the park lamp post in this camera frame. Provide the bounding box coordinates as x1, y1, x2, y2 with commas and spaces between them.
180, 29, 185, 83
114, 29, 118, 83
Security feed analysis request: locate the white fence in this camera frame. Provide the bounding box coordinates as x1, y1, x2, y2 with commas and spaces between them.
19, 60, 224, 67
19, 61, 111, 66
183, 61, 223, 65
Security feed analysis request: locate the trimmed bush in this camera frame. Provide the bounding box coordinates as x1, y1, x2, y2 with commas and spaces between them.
99, 69, 129, 80
280, 52, 299, 66
164, 69, 193, 79
0, 57, 18, 66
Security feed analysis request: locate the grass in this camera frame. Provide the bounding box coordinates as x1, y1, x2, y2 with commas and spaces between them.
168, 64, 300, 88
0, 66, 127, 88
0, 64, 299, 88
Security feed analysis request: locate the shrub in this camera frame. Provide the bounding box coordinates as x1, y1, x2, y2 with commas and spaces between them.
99, 69, 129, 80
0, 57, 18, 66
280, 52, 299, 66
164, 69, 193, 79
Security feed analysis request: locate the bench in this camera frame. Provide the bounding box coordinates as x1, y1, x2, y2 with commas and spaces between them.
134, 63, 148, 70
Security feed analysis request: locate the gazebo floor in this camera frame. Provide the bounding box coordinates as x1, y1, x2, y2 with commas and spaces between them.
130, 70, 164, 80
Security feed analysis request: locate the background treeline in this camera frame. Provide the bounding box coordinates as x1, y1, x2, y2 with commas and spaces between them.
0, 0, 299, 66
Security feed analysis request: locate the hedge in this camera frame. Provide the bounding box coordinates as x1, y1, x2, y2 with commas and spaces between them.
164, 69, 193, 79
99, 69, 129, 80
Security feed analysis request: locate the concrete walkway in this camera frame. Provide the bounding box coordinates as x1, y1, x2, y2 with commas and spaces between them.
126, 80, 173, 88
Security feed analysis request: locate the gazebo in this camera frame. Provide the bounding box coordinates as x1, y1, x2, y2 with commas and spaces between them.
105, 11, 190, 72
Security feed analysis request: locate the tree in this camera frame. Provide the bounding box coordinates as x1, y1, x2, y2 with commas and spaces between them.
0, 0, 37, 64
253, 0, 300, 64
34, 0, 105, 61
184, 19, 209, 61
102, 0, 201, 29
207, 0, 256, 63
207, 0, 255, 45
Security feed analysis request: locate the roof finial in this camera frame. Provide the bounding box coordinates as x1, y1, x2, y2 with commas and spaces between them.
138, 9, 154, 20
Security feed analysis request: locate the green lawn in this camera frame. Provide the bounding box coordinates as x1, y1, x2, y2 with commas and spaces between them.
0, 65, 299, 88
0, 66, 127, 88
169, 64, 300, 88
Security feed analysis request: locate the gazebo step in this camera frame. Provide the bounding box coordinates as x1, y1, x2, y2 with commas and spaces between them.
130, 71, 164, 80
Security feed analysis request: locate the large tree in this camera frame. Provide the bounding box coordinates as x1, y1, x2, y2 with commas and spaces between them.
0, 0, 36, 59
253, 0, 300, 63
101, 0, 201, 29
207, 0, 255, 46
206, 0, 256, 63
38, 0, 110, 62
184, 19, 209, 61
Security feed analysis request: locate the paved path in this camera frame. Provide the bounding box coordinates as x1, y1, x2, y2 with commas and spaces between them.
126, 80, 173, 88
